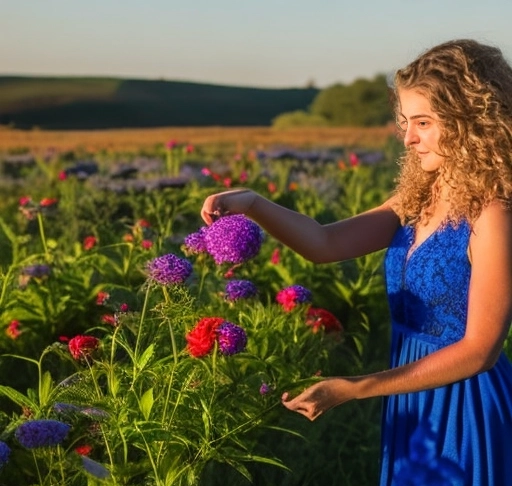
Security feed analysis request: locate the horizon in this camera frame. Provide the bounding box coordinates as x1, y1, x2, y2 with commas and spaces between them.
2, 0, 512, 89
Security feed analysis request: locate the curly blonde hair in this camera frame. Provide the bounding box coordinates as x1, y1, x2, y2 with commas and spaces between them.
391, 39, 512, 225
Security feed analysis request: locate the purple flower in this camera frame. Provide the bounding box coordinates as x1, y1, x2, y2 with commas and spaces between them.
259, 383, 272, 395
216, 322, 247, 355
0, 441, 10, 468
146, 253, 193, 285
225, 280, 258, 301
21, 264, 51, 278
15, 419, 71, 448
183, 227, 208, 254
204, 215, 264, 265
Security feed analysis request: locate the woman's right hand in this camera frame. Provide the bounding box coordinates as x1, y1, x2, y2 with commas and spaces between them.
201, 189, 258, 225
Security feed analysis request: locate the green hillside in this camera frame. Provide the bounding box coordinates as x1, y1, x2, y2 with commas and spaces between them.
0, 76, 319, 129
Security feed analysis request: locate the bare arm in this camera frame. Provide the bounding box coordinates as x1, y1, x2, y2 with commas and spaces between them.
201, 189, 400, 263
283, 202, 512, 419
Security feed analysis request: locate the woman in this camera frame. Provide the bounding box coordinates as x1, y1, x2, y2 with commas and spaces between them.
201, 39, 512, 485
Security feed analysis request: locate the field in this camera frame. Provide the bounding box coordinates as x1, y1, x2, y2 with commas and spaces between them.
0, 125, 396, 153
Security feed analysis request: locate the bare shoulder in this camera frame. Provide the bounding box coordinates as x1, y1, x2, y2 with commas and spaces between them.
470, 201, 512, 260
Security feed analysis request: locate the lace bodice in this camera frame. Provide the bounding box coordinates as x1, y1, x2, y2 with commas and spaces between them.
384, 222, 472, 348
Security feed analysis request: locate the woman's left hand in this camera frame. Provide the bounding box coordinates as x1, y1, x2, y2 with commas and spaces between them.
281, 378, 355, 421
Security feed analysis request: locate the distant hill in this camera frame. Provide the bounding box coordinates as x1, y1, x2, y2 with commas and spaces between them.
0, 76, 319, 129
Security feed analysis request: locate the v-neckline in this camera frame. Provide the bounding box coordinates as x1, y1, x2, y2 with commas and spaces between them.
405, 222, 447, 264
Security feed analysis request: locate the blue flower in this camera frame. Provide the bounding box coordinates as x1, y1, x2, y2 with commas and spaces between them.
0, 441, 11, 468
21, 264, 51, 278
393, 421, 465, 486
204, 215, 264, 265
15, 419, 71, 449
146, 253, 193, 285
225, 279, 258, 301
216, 322, 247, 355
81, 456, 110, 479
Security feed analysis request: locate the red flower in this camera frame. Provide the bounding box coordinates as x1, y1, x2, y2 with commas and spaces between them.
119, 303, 129, 312
141, 239, 153, 250
306, 307, 343, 334
185, 144, 194, 154
101, 314, 118, 326
166, 139, 178, 149
6, 320, 21, 339
96, 292, 110, 305
75, 444, 93, 456
39, 197, 58, 207
270, 248, 280, 265
267, 182, 277, 194
68, 335, 100, 360
136, 219, 151, 228
83, 235, 97, 250
58, 171, 67, 181
186, 317, 224, 358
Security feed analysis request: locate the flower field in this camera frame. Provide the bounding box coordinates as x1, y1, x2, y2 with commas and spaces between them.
0, 133, 428, 485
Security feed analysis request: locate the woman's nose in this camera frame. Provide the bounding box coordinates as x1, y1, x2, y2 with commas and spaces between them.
403, 126, 419, 147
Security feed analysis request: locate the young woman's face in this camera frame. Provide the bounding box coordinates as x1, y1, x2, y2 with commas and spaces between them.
396, 88, 444, 172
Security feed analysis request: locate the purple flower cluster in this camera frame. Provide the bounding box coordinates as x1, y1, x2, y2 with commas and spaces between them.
0, 441, 10, 468
15, 419, 71, 449
183, 227, 208, 254
204, 215, 264, 265
225, 279, 258, 301
217, 322, 248, 355
146, 253, 193, 285
21, 264, 51, 278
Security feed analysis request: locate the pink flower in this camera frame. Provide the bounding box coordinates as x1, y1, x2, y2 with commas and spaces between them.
58, 171, 67, 181
276, 285, 312, 312
270, 248, 280, 265
68, 335, 100, 360
185, 144, 194, 154
119, 303, 129, 312
6, 320, 21, 339
19, 196, 32, 207
101, 314, 117, 326
166, 139, 178, 149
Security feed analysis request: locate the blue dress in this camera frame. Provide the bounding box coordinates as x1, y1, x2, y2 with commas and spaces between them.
381, 221, 512, 485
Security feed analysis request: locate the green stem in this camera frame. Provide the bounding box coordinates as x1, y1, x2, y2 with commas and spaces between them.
36, 212, 49, 260
162, 287, 178, 365
133, 285, 151, 375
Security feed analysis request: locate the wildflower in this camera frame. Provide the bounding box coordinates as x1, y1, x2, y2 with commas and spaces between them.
101, 314, 117, 326
186, 317, 224, 358
75, 444, 93, 456
223, 177, 232, 188
166, 139, 178, 149
239, 171, 248, 183
288, 181, 298, 191
119, 303, 129, 312
183, 227, 208, 255
204, 214, 264, 265
201, 167, 212, 176
259, 383, 272, 395
225, 279, 258, 301
58, 170, 67, 181
96, 291, 110, 305
15, 419, 70, 448
393, 421, 465, 485
136, 219, 151, 228
349, 152, 359, 167
21, 264, 51, 279
0, 441, 10, 468
68, 335, 100, 360
146, 253, 193, 285
83, 235, 97, 250
185, 144, 194, 154
19, 196, 32, 207
217, 322, 247, 355
39, 197, 58, 208
270, 248, 280, 265
6, 320, 21, 339
267, 182, 277, 193
306, 307, 343, 333
141, 239, 153, 250
81, 456, 110, 479
276, 285, 312, 312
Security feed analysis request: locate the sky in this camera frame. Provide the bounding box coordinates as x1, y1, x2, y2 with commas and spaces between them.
2, 0, 512, 89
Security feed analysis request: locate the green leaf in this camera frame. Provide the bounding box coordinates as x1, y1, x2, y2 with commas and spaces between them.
0, 385, 38, 410
136, 343, 154, 371
39, 370, 53, 407
139, 387, 154, 420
